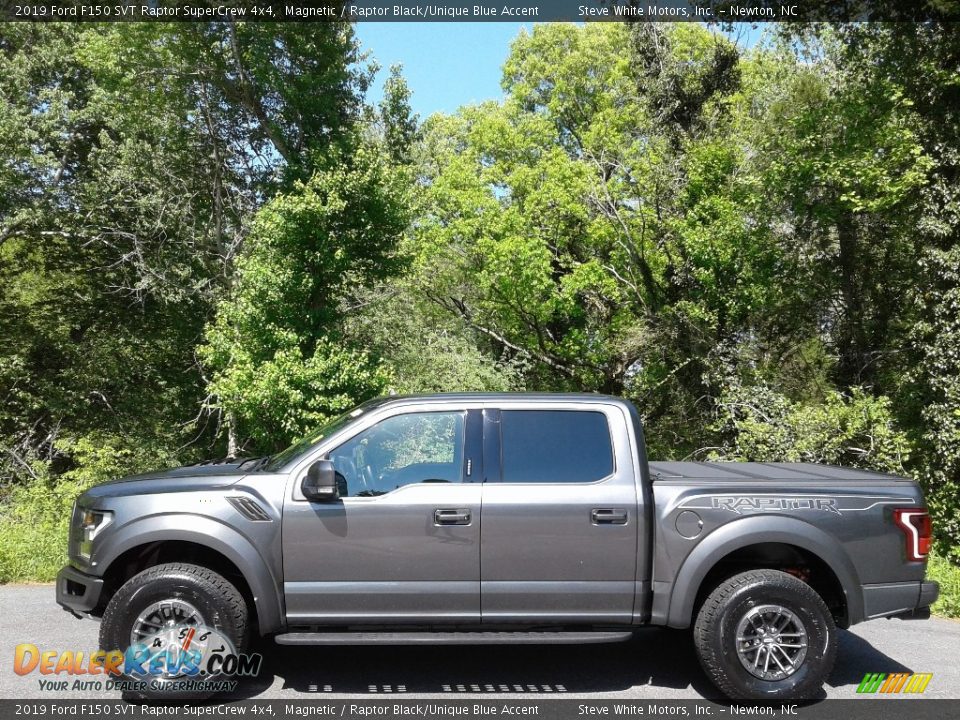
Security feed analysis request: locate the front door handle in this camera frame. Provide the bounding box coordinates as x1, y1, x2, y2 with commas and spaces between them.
435, 508, 471, 525
591, 508, 628, 525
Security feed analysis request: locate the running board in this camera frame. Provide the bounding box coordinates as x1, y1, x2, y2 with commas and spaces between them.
274, 631, 634, 646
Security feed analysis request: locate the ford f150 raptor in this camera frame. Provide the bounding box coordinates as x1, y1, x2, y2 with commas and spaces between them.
56, 393, 939, 700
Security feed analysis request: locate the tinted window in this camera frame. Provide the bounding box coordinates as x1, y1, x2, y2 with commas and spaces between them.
329, 412, 465, 497
500, 410, 613, 484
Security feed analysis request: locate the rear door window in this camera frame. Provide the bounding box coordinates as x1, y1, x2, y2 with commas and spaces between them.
499, 410, 614, 484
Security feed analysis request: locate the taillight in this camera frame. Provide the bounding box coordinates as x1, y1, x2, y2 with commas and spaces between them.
893, 508, 932, 562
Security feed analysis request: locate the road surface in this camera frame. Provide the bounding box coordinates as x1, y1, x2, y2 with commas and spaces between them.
1, 584, 957, 700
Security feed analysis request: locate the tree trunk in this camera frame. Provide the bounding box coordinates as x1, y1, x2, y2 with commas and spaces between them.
836, 216, 866, 386
226, 410, 239, 459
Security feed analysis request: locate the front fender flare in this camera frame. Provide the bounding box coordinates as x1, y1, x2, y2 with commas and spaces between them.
665, 515, 863, 628
93, 514, 284, 635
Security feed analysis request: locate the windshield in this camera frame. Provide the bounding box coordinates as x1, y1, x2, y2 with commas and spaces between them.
265, 398, 385, 471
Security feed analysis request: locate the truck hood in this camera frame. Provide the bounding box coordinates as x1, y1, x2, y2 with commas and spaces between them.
80, 460, 257, 501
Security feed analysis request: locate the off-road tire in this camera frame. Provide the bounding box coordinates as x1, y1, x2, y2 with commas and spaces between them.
693, 569, 837, 700
99, 562, 249, 700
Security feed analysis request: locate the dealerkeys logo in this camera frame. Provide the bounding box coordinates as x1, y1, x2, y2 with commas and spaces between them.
14, 624, 262, 694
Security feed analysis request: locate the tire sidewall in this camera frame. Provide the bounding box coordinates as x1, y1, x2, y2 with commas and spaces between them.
712, 581, 834, 699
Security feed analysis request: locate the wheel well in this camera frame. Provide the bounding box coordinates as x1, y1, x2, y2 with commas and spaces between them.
693, 543, 848, 627
96, 541, 258, 632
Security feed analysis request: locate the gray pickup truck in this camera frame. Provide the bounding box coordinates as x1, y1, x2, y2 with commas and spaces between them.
56, 393, 938, 700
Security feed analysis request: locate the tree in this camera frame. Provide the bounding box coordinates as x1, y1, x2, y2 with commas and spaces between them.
0, 23, 241, 481
407, 24, 770, 456
344, 283, 526, 396
379, 65, 420, 166
779, 23, 960, 554
0, 20, 371, 477
200, 147, 408, 453
0, 21, 392, 579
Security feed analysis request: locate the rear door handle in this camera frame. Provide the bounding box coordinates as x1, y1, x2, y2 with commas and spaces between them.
591, 508, 628, 525
435, 508, 471, 525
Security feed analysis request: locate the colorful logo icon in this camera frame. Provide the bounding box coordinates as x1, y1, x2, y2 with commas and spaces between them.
857, 672, 933, 694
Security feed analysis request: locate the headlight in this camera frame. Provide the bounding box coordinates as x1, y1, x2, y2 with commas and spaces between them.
76, 508, 112, 561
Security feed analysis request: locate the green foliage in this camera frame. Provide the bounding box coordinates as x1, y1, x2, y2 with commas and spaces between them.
203, 336, 390, 453
0, 469, 72, 583
0, 433, 177, 582
201, 147, 408, 452
926, 551, 960, 619
2, 22, 960, 596
410, 25, 757, 401
912, 245, 960, 559
809, 23, 960, 556
344, 285, 527, 395
708, 382, 910, 474
0, 20, 370, 473
0, 24, 229, 486
379, 65, 420, 165
0, 20, 387, 574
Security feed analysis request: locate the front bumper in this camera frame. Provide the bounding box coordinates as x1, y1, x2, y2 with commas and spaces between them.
55, 564, 104, 618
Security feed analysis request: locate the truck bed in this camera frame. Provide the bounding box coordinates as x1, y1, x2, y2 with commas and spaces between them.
648, 461, 912, 483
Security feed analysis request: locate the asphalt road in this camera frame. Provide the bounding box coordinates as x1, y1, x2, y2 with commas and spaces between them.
2, 584, 958, 700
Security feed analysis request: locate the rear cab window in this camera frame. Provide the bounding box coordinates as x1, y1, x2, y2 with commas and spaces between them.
499, 410, 614, 484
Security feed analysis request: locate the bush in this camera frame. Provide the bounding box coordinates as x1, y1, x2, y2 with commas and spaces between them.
0, 433, 178, 583
927, 551, 960, 619
708, 382, 911, 474
0, 467, 78, 582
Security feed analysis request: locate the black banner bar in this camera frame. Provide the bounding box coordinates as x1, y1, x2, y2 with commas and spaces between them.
1, 0, 959, 23
4, 699, 960, 720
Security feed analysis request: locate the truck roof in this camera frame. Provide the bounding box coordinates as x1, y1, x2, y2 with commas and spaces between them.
374, 392, 629, 405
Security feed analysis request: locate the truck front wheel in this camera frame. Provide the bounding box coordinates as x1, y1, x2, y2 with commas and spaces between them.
99, 562, 250, 699
693, 569, 837, 700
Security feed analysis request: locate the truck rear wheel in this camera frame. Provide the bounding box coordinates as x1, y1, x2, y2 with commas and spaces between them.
693, 569, 837, 700
99, 562, 250, 700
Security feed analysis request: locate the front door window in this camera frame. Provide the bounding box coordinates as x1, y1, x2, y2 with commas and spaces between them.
328, 411, 466, 497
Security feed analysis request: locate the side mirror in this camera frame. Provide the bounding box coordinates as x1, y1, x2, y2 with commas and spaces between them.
302, 459, 339, 502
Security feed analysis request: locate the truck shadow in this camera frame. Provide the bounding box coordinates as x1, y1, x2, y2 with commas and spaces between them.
229, 628, 719, 699
225, 628, 909, 700
826, 627, 914, 690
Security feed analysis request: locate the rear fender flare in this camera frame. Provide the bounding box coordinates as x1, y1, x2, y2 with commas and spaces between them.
666, 515, 863, 628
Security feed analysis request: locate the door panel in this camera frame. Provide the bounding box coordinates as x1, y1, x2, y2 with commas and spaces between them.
284, 483, 481, 623
283, 410, 481, 624
480, 406, 639, 624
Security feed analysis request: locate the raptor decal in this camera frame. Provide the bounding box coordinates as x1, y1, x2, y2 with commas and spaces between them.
678, 493, 913, 516
711, 496, 841, 515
